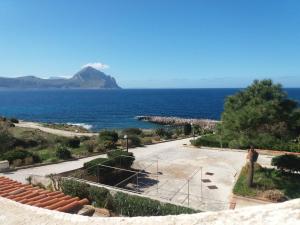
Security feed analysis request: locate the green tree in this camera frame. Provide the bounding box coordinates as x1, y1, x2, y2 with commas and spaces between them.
221, 79, 300, 149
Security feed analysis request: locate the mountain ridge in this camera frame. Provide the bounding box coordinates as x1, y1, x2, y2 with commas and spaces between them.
0, 66, 121, 89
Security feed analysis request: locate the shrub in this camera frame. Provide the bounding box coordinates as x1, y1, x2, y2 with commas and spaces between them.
107, 150, 135, 168
113, 192, 197, 216
271, 154, 300, 173
261, 190, 287, 202
2, 149, 33, 163
32, 154, 42, 163
88, 186, 113, 209
122, 128, 143, 136
84, 139, 97, 153
55, 144, 72, 160
84, 150, 135, 178
67, 136, 80, 148
154, 128, 173, 140
83, 157, 114, 175
99, 130, 119, 143
60, 179, 90, 199
191, 134, 229, 148
128, 135, 141, 147
141, 137, 153, 145
98, 139, 116, 150
10, 118, 19, 123
183, 124, 192, 135
155, 128, 166, 137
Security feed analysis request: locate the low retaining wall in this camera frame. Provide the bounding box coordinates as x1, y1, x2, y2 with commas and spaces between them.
0, 196, 299, 225
0, 160, 9, 172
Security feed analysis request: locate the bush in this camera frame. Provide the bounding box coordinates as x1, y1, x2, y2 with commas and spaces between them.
141, 137, 153, 145
84, 139, 97, 153
155, 128, 166, 137
60, 179, 90, 199
122, 128, 143, 136
113, 192, 197, 216
88, 186, 113, 209
10, 118, 19, 123
128, 135, 141, 147
99, 130, 119, 143
55, 144, 72, 160
155, 128, 173, 140
2, 149, 32, 163
84, 150, 135, 179
271, 154, 300, 172
191, 134, 229, 148
98, 139, 116, 150
261, 190, 287, 202
32, 154, 42, 163
107, 150, 135, 168
67, 136, 80, 148
83, 157, 112, 175
183, 124, 192, 135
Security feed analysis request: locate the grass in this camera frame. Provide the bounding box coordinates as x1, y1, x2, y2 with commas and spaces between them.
233, 163, 300, 200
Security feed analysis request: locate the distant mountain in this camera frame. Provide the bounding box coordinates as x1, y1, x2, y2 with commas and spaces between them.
0, 66, 121, 89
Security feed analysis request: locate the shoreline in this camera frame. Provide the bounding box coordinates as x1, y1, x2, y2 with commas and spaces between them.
136, 115, 219, 129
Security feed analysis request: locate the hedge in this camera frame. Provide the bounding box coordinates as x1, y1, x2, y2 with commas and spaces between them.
191, 134, 229, 148
60, 179, 198, 216
191, 134, 300, 152
113, 192, 198, 216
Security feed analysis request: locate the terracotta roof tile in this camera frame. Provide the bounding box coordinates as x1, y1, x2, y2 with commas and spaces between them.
0, 176, 89, 213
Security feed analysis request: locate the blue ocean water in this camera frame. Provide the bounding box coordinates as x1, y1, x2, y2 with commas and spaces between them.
0, 89, 300, 131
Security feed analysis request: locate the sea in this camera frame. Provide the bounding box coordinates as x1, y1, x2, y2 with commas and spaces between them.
0, 88, 300, 131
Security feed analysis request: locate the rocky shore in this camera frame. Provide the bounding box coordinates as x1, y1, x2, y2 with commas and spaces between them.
136, 115, 219, 129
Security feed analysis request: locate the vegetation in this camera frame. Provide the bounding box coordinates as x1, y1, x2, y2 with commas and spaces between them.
1, 149, 41, 164
271, 154, 300, 173
191, 80, 300, 152
122, 128, 143, 136
98, 130, 119, 149
55, 144, 72, 160
233, 163, 300, 201
183, 123, 192, 135
113, 192, 198, 217
60, 179, 198, 216
66, 136, 80, 148
191, 133, 229, 148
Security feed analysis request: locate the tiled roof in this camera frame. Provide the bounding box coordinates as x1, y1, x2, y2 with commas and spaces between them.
0, 176, 89, 213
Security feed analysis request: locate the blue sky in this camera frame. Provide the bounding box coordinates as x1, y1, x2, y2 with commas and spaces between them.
0, 0, 299, 88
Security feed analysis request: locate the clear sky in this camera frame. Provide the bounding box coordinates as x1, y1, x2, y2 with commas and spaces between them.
0, 0, 299, 88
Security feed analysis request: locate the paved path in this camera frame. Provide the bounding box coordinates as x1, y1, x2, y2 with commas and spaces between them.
15, 121, 97, 137
0, 154, 106, 183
